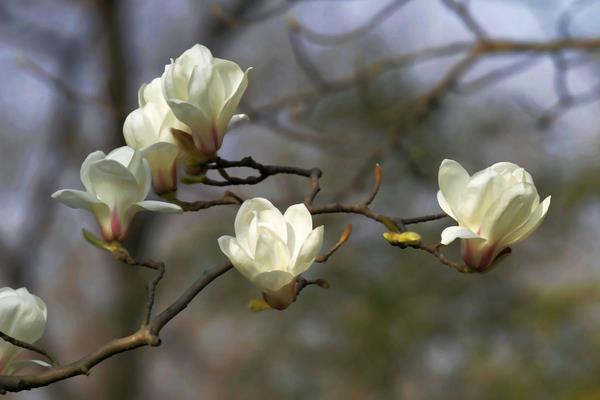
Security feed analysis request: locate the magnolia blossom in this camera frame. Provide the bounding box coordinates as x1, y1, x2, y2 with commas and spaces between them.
438, 159, 551, 271
52, 146, 182, 241
162, 44, 250, 161
218, 198, 324, 310
0, 287, 47, 375
124, 77, 191, 194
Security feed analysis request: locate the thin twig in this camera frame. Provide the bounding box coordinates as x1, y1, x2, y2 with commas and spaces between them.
0, 331, 59, 367
315, 224, 352, 263
401, 212, 448, 225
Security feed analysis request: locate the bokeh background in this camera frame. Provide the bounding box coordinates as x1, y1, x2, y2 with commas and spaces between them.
1, 0, 600, 398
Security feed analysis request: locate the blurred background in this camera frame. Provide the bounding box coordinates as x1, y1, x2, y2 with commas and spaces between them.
1, 0, 600, 398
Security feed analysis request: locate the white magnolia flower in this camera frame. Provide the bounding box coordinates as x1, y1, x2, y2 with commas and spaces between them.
438, 159, 551, 271
0, 287, 47, 375
162, 44, 250, 161
218, 198, 324, 310
52, 146, 182, 241
124, 77, 191, 194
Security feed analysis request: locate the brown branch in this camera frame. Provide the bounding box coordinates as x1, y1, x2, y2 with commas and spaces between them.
149, 263, 233, 333
401, 212, 448, 225
198, 157, 318, 186
166, 191, 244, 212
0, 262, 233, 393
290, 0, 412, 46
441, 0, 488, 39
288, 19, 331, 90
414, 243, 473, 273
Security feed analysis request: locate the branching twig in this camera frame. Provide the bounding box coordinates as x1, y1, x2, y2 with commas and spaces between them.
0, 331, 58, 367
315, 224, 352, 263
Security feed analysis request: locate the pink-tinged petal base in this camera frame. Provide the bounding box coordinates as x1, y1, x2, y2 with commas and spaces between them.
461, 239, 510, 272
152, 162, 178, 195
192, 123, 222, 158
97, 208, 130, 242
262, 280, 298, 311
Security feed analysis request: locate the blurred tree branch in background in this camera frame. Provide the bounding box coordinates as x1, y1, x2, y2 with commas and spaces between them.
0, 0, 599, 398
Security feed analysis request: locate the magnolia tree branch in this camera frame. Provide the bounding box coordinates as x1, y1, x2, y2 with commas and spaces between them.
0, 153, 475, 393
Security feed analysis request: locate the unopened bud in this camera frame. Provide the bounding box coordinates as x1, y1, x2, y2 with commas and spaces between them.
383, 231, 421, 247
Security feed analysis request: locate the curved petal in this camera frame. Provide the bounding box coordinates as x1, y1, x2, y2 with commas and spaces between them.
80, 151, 106, 193
459, 169, 509, 230
217, 67, 250, 134
140, 142, 180, 194
479, 183, 538, 242
167, 100, 212, 144
284, 203, 313, 257
87, 159, 141, 212
162, 45, 213, 102
218, 236, 259, 282
123, 108, 152, 149
0, 288, 46, 369
488, 162, 521, 175
51, 189, 102, 210
208, 59, 244, 116
187, 63, 215, 112
502, 195, 551, 246
256, 209, 287, 243
254, 227, 291, 274
438, 159, 470, 222
253, 270, 295, 293
105, 146, 135, 167
291, 225, 324, 276
234, 198, 277, 254
436, 191, 456, 220
178, 44, 213, 72
440, 225, 482, 245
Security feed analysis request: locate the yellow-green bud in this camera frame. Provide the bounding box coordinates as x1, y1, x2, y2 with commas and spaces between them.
383, 231, 421, 247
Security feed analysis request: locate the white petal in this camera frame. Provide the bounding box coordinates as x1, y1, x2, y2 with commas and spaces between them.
141, 142, 179, 166
80, 151, 106, 193
438, 159, 470, 222
133, 200, 182, 213
123, 108, 152, 149
216, 67, 250, 134
502, 195, 550, 246
234, 198, 277, 254
179, 44, 214, 70
207, 59, 244, 116
106, 146, 135, 167
256, 209, 287, 243
436, 191, 456, 220
51, 189, 102, 210
217, 236, 259, 282
459, 168, 508, 229
254, 227, 291, 274
440, 226, 482, 245
479, 183, 538, 242
0, 288, 46, 368
284, 203, 313, 258
167, 100, 212, 142
488, 162, 521, 175
291, 225, 324, 276
87, 159, 141, 212
253, 270, 295, 293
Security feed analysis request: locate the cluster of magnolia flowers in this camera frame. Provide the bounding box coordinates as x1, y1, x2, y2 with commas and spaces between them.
0, 44, 552, 377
